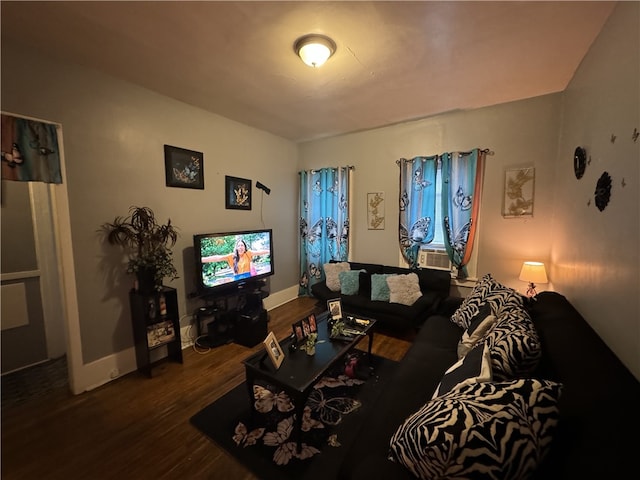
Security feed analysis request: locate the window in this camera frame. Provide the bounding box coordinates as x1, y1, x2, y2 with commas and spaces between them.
398, 150, 487, 280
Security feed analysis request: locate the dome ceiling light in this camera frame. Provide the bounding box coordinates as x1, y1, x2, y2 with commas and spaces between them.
294, 34, 336, 68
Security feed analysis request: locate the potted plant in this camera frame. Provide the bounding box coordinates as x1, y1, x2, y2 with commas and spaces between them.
300, 332, 318, 355
100, 206, 179, 293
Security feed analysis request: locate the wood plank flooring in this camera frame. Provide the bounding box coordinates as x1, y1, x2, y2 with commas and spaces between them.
1, 296, 412, 480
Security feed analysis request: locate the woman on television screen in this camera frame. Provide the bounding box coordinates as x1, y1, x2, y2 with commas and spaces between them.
201, 238, 268, 278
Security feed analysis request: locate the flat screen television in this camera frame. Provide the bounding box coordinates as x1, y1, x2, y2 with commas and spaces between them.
193, 229, 274, 297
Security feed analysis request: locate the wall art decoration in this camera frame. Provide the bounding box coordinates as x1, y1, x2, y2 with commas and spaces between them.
503, 167, 535, 218
225, 175, 251, 210
594, 171, 612, 212
573, 146, 587, 179
367, 192, 385, 229
164, 145, 204, 189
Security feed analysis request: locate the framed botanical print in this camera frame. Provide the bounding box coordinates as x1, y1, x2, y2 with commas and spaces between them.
503, 167, 535, 218
225, 175, 251, 210
367, 192, 385, 229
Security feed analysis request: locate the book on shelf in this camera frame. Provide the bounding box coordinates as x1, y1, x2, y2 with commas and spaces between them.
147, 320, 175, 347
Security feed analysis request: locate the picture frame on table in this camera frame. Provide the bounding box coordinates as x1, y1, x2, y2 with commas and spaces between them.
292, 320, 305, 343
263, 331, 284, 369
327, 298, 343, 321
164, 144, 204, 189
301, 318, 311, 337
307, 313, 318, 333
225, 175, 252, 210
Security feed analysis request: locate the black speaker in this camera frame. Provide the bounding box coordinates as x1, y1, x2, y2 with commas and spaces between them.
206, 311, 235, 347
235, 309, 268, 347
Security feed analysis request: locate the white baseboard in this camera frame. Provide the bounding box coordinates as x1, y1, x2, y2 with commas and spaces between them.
77, 285, 301, 392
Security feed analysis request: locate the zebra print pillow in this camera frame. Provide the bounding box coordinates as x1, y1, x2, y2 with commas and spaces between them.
450, 274, 524, 329
449, 273, 493, 328
484, 307, 541, 381
389, 379, 562, 480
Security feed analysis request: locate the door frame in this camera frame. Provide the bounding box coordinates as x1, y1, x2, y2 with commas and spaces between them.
3, 112, 84, 394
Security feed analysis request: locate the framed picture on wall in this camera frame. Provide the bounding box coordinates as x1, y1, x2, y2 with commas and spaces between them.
225, 175, 252, 210
164, 145, 204, 189
367, 192, 385, 229
502, 167, 535, 218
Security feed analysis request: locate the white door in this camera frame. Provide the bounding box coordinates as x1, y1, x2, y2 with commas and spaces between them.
1, 180, 66, 373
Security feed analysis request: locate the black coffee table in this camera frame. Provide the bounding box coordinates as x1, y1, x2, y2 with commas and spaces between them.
242, 311, 376, 452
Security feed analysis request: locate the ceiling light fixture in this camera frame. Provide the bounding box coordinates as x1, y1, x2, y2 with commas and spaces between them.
294, 34, 336, 68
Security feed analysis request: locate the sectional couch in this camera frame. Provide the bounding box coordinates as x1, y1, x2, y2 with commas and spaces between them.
310, 261, 451, 331
337, 277, 640, 480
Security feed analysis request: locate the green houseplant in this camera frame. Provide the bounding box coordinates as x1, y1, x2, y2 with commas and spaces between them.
100, 206, 179, 292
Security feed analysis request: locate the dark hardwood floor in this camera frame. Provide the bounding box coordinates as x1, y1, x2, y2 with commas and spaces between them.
1, 296, 412, 480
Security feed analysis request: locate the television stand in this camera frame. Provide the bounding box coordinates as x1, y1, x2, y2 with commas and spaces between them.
194, 286, 268, 348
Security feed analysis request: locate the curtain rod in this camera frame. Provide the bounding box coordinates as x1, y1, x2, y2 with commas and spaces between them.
395, 148, 494, 165
299, 165, 355, 174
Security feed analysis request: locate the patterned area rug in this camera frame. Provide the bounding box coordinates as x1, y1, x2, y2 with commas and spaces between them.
190, 353, 398, 480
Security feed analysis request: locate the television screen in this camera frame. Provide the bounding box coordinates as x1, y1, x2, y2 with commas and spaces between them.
194, 229, 274, 297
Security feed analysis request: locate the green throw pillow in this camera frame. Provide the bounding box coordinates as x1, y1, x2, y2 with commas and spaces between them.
339, 270, 364, 296
371, 274, 395, 301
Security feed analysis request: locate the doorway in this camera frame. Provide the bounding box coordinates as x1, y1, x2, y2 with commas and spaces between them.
1, 180, 66, 374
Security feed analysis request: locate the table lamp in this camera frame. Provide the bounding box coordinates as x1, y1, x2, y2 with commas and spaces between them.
519, 261, 548, 298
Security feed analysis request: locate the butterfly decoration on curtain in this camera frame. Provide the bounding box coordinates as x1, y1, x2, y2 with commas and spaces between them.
299, 167, 351, 296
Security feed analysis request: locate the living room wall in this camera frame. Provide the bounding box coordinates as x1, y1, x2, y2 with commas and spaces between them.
298, 1, 639, 380
552, 2, 639, 379
1, 41, 300, 379
298, 93, 561, 292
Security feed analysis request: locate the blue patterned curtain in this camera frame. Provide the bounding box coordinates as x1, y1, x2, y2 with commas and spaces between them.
298, 167, 351, 295
1, 114, 62, 184
398, 156, 438, 268
441, 149, 485, 278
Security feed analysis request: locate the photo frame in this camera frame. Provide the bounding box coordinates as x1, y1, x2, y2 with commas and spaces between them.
164, 145, 204, 189
292, 321, 305, 343
263, 331, 284, 369
503, 167, 535, 218
327, 298, 343, 321
301, 318, 311, 337
367, 192, 385, 230
225, 175, 252, 210
307, 313, 318, 333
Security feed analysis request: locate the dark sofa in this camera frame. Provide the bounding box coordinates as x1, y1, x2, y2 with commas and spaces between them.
338, 291, 640, 479
311, 261, 451, 331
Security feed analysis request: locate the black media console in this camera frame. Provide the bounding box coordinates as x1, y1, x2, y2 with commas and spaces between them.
194, 280, 269, 348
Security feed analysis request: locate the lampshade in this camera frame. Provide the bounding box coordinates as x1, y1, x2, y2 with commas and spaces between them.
519, 261, 548, 284
294, 34, 336, 67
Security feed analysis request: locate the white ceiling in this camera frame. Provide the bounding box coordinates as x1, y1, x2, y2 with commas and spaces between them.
1, 1, 616, 143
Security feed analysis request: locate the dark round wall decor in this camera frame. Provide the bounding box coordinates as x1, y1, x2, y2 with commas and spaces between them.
594, 171, 612, 211
574, 146, 586, 179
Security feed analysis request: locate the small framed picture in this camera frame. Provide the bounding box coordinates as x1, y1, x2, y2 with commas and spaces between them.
225, 175, 252, 210
307, 313, 318, 333
292, 321, 305, 342
301, 318, 311, 337
327, 298, 343, 321
164, 145, 204, 189
263, 331, 284, 369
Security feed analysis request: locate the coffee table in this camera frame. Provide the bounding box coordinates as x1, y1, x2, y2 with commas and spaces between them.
242, 311, 376, 452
